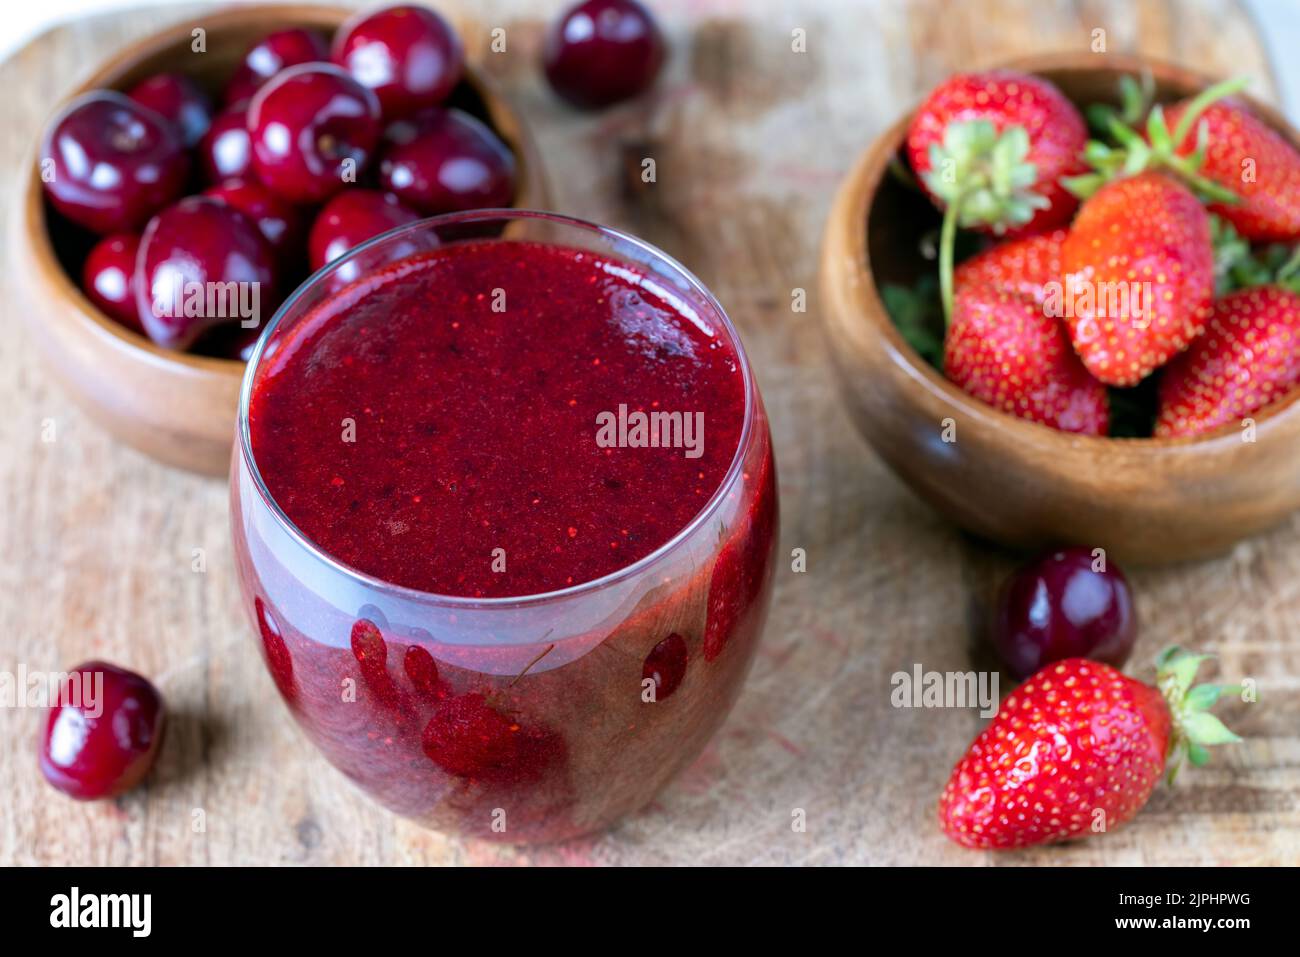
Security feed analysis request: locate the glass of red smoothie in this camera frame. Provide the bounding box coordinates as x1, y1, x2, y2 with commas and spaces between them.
231, 210, 777, 843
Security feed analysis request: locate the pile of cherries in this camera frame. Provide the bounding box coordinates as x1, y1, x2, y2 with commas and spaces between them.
40, 0, 666, 363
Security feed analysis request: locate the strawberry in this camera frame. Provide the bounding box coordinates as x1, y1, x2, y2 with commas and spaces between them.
946, 231, 1109, 434
954, 228, 1067, 306
1069, 75, 1300, 241
906, 71, 1088, 322
940, 648, 1240, 850
1164, 98, 1300, 241
908, 71, 1087, 238
1156, 285, 1300, 437
1061, 173, 1214, 386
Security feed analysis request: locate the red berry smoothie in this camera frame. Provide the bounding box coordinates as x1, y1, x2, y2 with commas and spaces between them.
232, 222, 776, 842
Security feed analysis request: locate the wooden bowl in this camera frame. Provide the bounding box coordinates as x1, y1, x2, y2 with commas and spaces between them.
13, 4, 548, 476
820, 53, 1300, 565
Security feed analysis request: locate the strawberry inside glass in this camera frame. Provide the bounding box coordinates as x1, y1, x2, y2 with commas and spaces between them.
232, 211, 776, 842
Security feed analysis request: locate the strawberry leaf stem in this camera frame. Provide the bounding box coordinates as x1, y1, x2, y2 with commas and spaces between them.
939, 196, 960, 324
1169, 76, 1252, 146
1276, 245, 1300, 285
1154, 646, 1243, 785
922, 120, 1048, 323
1069, 75, 1251, 204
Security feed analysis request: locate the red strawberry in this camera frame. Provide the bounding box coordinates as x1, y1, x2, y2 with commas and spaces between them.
1164, 98, 1300, 241
1156, 285, 1300, 437
941, 649, 1240, 849
907, 71, 1087, 326
1061, 173, 1214, 386
947, 231, 1109, 434
908, 71, 1087, 238
954, 228, 1067, 305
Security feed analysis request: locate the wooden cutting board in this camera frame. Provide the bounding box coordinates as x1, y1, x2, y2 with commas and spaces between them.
2, 0, 1296, 866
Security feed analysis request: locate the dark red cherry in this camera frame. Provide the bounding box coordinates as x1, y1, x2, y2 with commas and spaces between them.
703, 539, 748, 662
308, 189, 419, 273
255, 597, 297, 701
643, 633, 687, 700
403, 645, 442, 699
197, 102, 255, 184
248, 63, 382, 204
991, 546, 1138, 679
543, 0, 665, 110
41, 91, 189, 234
82, 233, 144, 333
127, 72, 213, 147
421, 691, 563, 785
223, 28, 331, 106
378, 108, 514, 214
204, 177, 306, 264
40, 661, 165, 800
332, 4, 464, 119
136, 196, 278, 350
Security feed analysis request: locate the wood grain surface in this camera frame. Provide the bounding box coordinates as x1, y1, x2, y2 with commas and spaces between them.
1, 0, 1296, 866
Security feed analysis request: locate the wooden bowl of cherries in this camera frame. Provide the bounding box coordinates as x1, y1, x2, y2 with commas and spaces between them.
18, 3, 551, 476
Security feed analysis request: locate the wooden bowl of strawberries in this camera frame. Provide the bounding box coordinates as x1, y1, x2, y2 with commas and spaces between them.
821, 53, 1300, 564
14, 4, 547, 476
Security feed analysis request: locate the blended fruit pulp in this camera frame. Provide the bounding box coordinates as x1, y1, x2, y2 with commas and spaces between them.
250, 240, 745, 598
236, 236, 776, 842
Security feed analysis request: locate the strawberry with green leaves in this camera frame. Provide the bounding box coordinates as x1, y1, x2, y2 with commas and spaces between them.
940, 648, 1241, 850
1061, 172, 1215, 386
947, 230, 1109, 434
1164, 97, 1300, 241
906, 70, 1088, 321
1156, 284, 1300, 437
1071, 75, 1300, 242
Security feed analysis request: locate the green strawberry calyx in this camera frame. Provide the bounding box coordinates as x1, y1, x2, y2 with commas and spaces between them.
1063, 75, 1251, 205
924, 120, 1049, 322
1155, 646, 1243, 786
1210, 214, 1300, 295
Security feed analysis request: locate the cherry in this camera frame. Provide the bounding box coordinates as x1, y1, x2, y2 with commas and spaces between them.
543, 0, 665, 110
127, 72, 212, 147
248, 63, 382, 204
421, 691, 562, 784
197, 102, 255, 184
255, 597, 297, 701
378, 108, 515, 214
403, 645, 443, 700
136, 196, 278, 350
703, 539, 747, 662
40, 91, 189, 234
223, 28, 331, 106
351, 618, 405, 708
991, 546, 1138, 679
40, 661, 165, 800
642, 633, 687, 700
332, 4, 464, 120
82, 233, 144, 333
204, 177, 305, 265
308, 189, 419, 274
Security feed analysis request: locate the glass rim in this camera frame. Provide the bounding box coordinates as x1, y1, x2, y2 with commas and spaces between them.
236, 207, 757, 609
